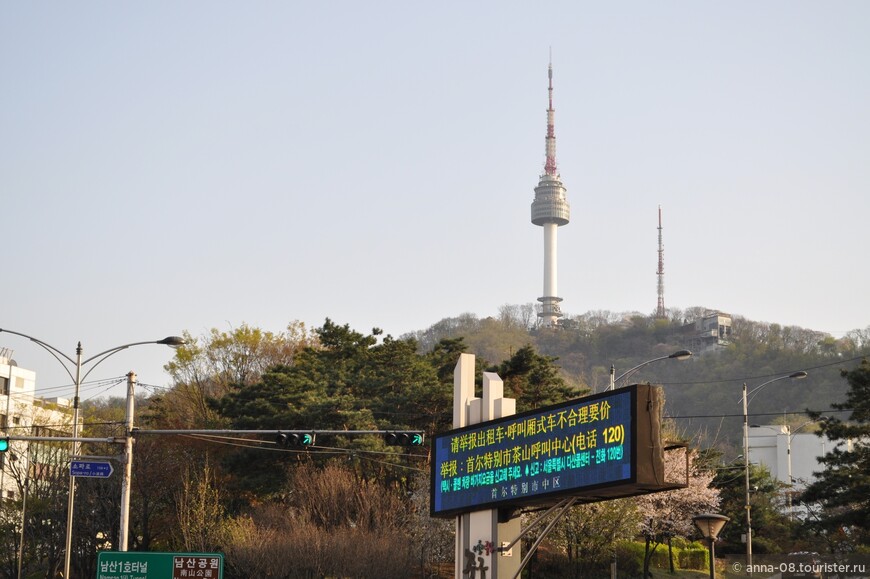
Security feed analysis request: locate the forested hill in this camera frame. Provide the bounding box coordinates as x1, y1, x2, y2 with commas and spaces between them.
402, 306, 870, 452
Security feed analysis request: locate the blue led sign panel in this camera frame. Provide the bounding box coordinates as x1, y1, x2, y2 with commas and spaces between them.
431, 386, 638, 517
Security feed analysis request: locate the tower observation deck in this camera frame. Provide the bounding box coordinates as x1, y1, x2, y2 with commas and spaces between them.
531, 59, 570, 326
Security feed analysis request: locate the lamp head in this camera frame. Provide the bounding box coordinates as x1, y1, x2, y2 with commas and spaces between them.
789, 371, 808, 380
157, 336, 186, 347
692, 513, 729, 540
669, 349, 693, 360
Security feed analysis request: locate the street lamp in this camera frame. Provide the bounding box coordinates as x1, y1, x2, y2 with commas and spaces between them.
0, 329, 184, 578
740, 371, 807, 571
693, 513, 729, 579
609, 349, 692, 390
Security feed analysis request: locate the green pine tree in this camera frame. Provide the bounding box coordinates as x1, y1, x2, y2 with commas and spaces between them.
801, 359, 870, 547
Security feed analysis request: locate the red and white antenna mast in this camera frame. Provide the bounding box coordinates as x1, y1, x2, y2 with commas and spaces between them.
656, 205, 666, 318
544, 52, 558, 176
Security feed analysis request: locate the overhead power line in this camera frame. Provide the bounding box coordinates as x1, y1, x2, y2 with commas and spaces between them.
658, 355, 866, 387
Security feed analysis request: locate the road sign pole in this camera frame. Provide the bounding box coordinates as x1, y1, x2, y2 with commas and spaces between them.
63, 343, 83, 579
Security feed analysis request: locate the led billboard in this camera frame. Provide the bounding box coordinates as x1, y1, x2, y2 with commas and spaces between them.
431, 383, 671, 517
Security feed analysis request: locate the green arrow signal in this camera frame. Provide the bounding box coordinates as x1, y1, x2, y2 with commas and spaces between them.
276, 432, 315, 447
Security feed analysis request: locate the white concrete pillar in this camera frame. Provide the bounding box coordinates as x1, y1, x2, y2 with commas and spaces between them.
454, 355, 520, 579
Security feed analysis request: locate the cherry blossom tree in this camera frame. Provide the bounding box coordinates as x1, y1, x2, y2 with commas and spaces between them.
635, 446, 720, 577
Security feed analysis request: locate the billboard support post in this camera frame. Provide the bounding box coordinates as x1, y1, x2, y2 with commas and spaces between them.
453, 354, 520, 579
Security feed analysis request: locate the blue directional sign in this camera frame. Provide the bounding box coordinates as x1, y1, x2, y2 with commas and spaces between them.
70, 459, 114, 478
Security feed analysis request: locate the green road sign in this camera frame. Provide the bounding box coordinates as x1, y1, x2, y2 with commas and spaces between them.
97, 551, 224, 579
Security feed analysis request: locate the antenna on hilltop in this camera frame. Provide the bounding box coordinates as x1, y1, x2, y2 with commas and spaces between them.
656, 205, 666, 319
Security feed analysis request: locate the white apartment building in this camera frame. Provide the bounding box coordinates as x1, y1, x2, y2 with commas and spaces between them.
747, 423, 853, 498
0, 348, 73, 500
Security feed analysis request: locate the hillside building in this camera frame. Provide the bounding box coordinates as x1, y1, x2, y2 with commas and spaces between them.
682, 311, 732, 352
0, 349, 73, 501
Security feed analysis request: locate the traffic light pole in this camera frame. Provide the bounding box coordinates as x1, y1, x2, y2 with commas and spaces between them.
132, 429, 424, 437
2, 430, 425, 445
2, 435, 123, 444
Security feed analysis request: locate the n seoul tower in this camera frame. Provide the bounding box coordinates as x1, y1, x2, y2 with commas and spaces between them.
531, 58, 570, 326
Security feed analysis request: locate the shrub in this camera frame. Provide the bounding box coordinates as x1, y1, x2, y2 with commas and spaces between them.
678, 547, 709, 570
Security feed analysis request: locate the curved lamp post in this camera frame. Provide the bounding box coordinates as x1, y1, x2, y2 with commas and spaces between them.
693, 513, 729, 579
740, 371, 807, 571
0, 328, 184, 578
609, 349, 692, 390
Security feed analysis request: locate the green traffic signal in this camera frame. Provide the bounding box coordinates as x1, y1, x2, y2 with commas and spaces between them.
276, 432, 315, 447
0, 437, 9, 452
384, 431, 424, 446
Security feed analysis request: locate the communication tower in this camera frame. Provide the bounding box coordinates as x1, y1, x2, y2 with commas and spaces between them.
656, 205, 666, 318
531, 58, 570, 326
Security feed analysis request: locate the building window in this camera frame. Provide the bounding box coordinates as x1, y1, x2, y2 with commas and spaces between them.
0, 376, 8, 395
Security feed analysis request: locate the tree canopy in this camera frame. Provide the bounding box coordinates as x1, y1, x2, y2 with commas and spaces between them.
801, 358, 870, 547
8, 311, 869, 578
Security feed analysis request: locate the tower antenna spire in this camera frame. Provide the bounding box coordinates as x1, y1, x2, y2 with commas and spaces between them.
656, 205, 666, 318
531, 56, 570, 326
544, 51, 558, 176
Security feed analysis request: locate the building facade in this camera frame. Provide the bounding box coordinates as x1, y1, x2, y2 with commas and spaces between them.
681, 311, 732, 353
747, 424, 851, 516
1, 349, 73, 501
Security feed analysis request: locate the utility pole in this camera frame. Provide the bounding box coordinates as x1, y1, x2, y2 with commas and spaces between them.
119, 371, 136, 551
742, 383, 752, 571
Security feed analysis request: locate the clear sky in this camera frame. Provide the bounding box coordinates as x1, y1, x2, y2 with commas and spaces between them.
2, 2, 868, 399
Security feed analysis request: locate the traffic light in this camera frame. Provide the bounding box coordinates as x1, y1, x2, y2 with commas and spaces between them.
0, 437, 9, 452
275, 432, 315, 447
384, 431, 424, 446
